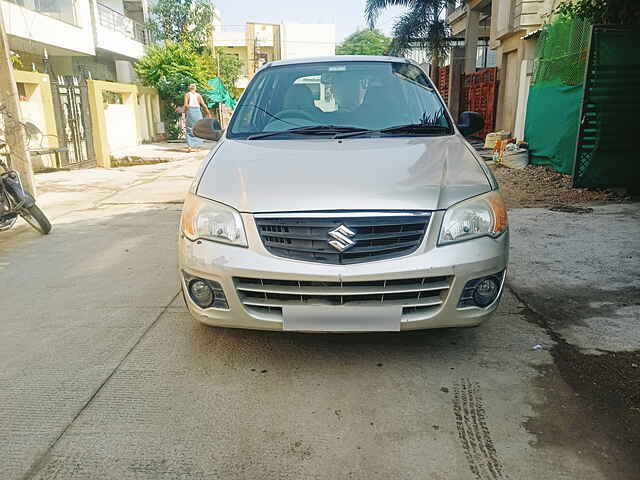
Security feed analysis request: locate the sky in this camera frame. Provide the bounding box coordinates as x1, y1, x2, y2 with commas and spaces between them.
212, 0, 407, 42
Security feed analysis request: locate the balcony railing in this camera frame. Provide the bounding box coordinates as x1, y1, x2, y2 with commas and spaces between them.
97, 3, 147, 44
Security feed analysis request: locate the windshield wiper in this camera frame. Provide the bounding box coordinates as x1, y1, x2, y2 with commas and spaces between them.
334, 123, 452, 139
247, 125, 370, 140
381, 123, 451, 134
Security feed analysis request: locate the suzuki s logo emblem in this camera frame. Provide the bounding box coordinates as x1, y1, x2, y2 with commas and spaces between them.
328, 225, 356, 252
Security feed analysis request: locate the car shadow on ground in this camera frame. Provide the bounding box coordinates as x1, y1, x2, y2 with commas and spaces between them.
185, 302, 485, 363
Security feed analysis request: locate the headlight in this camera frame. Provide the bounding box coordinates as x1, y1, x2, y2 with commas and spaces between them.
439, 191, 507, 245
181, 193, 247, 247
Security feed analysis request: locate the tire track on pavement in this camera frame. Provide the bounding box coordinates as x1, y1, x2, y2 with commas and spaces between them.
453, 379, 508, 480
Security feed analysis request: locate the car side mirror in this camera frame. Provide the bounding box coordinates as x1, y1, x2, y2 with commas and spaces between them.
193, 118, 223, 141
457, 111, 484, 136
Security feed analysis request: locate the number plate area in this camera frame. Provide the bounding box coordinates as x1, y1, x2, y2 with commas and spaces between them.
282, 304, 402, 332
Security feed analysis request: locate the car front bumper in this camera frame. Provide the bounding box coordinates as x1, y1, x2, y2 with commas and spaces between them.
179, 211, 509, 332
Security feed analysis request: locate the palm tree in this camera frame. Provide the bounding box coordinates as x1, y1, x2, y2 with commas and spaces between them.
366, 0, 453, 72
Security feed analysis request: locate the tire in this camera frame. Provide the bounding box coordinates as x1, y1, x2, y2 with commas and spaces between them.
21, 204, 52, 234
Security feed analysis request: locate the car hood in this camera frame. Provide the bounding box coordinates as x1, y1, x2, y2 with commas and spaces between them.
197, 136, 491, 212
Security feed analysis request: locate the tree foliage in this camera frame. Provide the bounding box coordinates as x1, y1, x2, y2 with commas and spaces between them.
214, 48, 242, 93
365, 0, 453, 66
135, 42, 211, 138
337, 29, 391, 56
147, 0, 215, 50
555, 0, 640, 25
135, 43, 211, 96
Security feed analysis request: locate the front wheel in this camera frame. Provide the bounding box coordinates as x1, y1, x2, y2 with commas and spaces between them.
21, 204, 52, 234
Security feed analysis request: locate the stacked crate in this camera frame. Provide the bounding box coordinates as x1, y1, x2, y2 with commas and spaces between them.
435, 66, 450, 105
460, 67, 498, 139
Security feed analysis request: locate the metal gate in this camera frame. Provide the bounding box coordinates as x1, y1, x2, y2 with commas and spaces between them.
572, 25, 639, 190
50, 75, 95, 168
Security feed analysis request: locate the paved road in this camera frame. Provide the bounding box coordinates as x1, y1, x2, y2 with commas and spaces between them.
0, 161, 636, 479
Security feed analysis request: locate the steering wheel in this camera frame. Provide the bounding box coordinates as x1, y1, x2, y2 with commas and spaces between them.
274, 109, 315, 122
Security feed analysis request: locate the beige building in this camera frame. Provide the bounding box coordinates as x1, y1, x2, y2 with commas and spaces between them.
212, 11, 336, 90
447, 0, 557, 137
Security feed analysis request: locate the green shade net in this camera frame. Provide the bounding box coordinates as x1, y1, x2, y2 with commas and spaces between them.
524, 18, 590, 174
524, 82, 583, 174
203, 77, 237, 109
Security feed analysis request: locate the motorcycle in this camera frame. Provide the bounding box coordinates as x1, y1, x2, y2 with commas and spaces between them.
0, 142, 51, 234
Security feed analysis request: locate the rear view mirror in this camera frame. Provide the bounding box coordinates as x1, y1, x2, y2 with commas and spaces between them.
457, 111, 484, 136
193, 118, 223, 141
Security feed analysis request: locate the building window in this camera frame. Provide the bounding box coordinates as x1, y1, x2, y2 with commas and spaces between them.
476, 38, 497, 69
8, 0, 78, 26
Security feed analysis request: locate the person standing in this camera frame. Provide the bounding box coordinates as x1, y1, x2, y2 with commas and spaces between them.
183, 84, 211, 153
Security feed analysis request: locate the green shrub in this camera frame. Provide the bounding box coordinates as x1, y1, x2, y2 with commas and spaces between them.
135, 43, 214, 139
10, 51, 22, 69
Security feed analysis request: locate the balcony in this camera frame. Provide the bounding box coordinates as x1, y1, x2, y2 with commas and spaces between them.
96, 3, 147, 59
98, 3, 147, 44
1, 0, 95, 55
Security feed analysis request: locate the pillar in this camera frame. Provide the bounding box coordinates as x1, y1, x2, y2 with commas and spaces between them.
448, 47, 465, 121
464, 9, 480, 74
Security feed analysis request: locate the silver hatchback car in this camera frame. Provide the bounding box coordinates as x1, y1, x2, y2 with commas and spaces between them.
179, 56, 508, 332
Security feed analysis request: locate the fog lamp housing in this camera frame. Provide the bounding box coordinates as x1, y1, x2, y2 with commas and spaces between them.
458, 271, 505, 308
189, 280, 214, 308
183, 272, 229, 310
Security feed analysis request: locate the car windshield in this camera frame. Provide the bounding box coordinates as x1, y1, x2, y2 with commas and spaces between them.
227, 61, 453, 139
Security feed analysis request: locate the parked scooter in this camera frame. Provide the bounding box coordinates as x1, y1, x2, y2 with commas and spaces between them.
0, 142, 51, 234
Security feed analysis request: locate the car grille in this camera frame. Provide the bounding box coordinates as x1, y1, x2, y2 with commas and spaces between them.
234, 276, 451, 321
254, 214, 430, 264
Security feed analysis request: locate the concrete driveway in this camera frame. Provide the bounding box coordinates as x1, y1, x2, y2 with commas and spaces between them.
0, 159, 637, 479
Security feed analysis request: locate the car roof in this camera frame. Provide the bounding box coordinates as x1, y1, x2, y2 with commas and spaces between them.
266, 55, 412, 68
